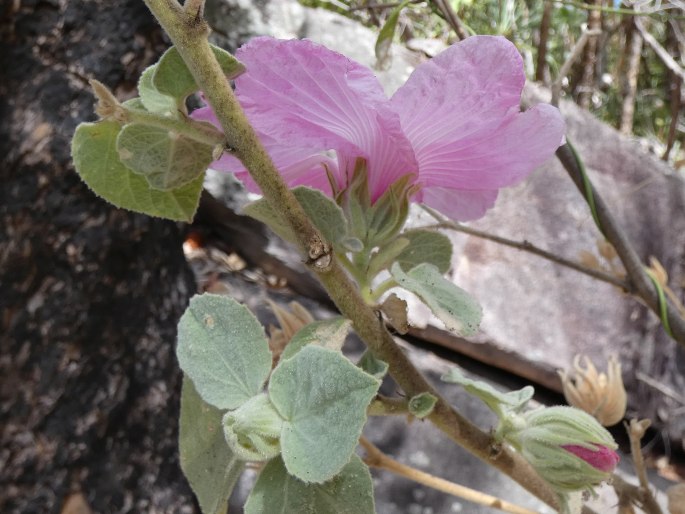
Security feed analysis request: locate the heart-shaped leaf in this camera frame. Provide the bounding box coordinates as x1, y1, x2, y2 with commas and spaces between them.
268, 346, 379, 483
177, 294, 272, 410
244, 455, 375, 514
179, 377, 244, 514
117, 123, 214, 191
390, 263, 482, 336
71, 120, 203, 222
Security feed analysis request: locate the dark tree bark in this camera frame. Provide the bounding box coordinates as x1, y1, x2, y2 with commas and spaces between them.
0, 1, 197, 512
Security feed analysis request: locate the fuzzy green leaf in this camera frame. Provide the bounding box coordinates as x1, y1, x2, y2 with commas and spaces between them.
441, 367, 534, 416
116, 123, 214, 190
390, 262, 482, 336
71, 120, 203, 222
138, 64, 178, 115
179, 377, 244, 514
268, 346, 379, 483
280, 317, 352, 361
396, 229, 453, 274
243, 187, 348, 248
244, 455, 375, 514
408, 392, 438, 419
177, 294, 272, 410
153, 45, 245, 102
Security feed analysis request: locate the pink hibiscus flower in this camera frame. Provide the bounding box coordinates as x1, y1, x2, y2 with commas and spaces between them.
193, 35, 565, 221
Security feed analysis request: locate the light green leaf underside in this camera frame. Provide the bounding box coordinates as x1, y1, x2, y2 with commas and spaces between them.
179, 377, 244, 514
243, 187, 348, 248
117, 123, 214, 191
244, 455, 375, 514
396, 229, 453, 274
138, 64, 178, 114
153, 45, 246, 101
441, 367, 534, 415
280, 317, 352, 361
71, 120, 203, 222
177, 294, 272, 410
390, 262, 482, 336
268, 346, 380, 483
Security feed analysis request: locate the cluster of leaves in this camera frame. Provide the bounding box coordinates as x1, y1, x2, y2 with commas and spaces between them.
72, 45, 243, 221
304, 0, 684, 164
178, 294, 379, 513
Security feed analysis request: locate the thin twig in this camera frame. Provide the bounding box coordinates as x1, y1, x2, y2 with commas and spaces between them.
555, 143, 685, 347
635, 17, 685, 81
577, 0, 602, 110
625, 419, 663, 514
635, 371, 685, 405
431, 0, 469, 40
555, 0, 680, 17
419, 206, 629, 291
535, 1, 554, 84
552, 28, 603, 106
619, 18, 643, 135
359, 437, 542, 514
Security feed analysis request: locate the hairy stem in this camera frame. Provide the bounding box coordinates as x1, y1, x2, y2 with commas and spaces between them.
142, 0, 560, 508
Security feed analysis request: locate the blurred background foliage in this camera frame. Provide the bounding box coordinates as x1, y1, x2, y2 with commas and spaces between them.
299, 0, 685, 168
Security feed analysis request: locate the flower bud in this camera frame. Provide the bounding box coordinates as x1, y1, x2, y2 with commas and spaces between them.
223, 393, 283, 461
505, 406, 619, 493
558, 354, 627, 426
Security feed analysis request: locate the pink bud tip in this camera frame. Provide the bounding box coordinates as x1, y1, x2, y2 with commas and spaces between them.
562, 444, 620, 472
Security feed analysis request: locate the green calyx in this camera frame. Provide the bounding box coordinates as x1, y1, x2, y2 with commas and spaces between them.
222, 393, 283, 462
336, 158, 418, 251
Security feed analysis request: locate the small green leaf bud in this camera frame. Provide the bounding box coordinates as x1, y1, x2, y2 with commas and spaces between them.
223, 393, 283, 461
504, 406, 619, 493
408, 392, 438, 419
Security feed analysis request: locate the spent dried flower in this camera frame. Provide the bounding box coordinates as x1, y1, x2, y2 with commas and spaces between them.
559, 354, 627, 426
267, 300, 314, 364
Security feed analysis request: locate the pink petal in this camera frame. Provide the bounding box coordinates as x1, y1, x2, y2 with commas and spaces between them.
415, 104, 565, 190
234, 37, 417, 199
418, 187, 499, 222
391, 35, 565, 195
192, 105, 337, 194
392, 36, 526, 149
562, 444, 620, 473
